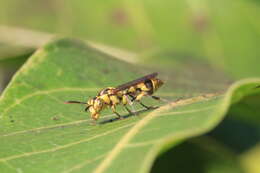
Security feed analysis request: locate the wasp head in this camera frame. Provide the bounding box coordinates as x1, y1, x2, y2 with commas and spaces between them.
86, 97, 105, 120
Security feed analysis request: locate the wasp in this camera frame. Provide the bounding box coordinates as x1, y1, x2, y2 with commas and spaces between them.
65, 72, 164, 121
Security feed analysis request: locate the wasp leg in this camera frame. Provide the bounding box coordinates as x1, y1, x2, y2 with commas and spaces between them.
150, 95, 170, 103
85, 105, 90, 112
124, 105, 137, 115
132, 95, 153, 109
124, 105, 134, 115
151, 95, 160, 100
138, 101, 153, 110
131, 92, 154, 110
90, 120, 97, 126
123, 95, 137, 115
130, 92, 146, 102
111, 105, 123, 119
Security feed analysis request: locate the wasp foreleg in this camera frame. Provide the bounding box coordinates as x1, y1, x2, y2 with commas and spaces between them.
85, 105, 90, 112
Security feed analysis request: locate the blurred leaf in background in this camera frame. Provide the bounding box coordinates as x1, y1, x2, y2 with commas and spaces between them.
0, 54, 31, 93
0, 0, 259, 78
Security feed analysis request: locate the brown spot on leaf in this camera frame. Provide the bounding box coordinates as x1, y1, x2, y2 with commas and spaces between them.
191, 13, 210, 33
52, 116, 59, 121
110, 8, 129, 26
102, 68, 110, 74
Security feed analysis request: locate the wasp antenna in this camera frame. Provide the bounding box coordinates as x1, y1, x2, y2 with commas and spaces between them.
64, 101, 87, 104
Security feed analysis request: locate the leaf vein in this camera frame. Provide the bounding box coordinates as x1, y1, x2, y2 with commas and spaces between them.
0, 123, 134, 162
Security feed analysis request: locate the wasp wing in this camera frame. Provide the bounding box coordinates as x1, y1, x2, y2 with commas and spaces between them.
114, 72, 158, 92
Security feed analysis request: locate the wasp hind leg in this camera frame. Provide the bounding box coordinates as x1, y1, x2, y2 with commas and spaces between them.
131, 92, 155, 110
151, 95, 160, 100
124, 105, 135, 115
111, 105, 123, 120
150, 95, 170, 103
138, 101, 154, 110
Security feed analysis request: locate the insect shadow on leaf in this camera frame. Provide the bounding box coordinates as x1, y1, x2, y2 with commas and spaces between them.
98, 106, 158, 125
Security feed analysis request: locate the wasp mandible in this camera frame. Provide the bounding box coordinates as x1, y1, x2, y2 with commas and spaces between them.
65, 72, 164, 121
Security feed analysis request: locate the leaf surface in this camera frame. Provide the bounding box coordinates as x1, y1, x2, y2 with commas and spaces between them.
0, 38, 259, 173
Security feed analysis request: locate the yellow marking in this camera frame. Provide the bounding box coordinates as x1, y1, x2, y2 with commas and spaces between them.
151, 78, 163, 91
110, 95, 119, 105
135, 92, 146, 101
100, 94, 110, 104
138, 83, 149, 91
0, 123, 135, 162
122, 95, 128, 105
93, 99, 102, 110
128, 86, 135, 93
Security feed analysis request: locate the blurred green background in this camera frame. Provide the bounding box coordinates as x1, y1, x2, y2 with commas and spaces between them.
0, 0, 259, 173
1, 0, 260, 78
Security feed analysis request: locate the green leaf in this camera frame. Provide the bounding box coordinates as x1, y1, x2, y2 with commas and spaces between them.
151, 137, 244, 173
0, 38, 259, 173
240, 144, 260, 173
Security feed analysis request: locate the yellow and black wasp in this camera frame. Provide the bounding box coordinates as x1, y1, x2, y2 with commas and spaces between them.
65, 72, 164, 121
